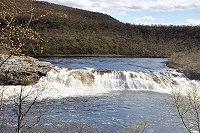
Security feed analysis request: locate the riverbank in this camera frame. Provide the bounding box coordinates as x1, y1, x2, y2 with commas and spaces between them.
34, 54, 127, 58
34, 54, 167, 58
0, 54, 53, 85
166, 51, 200, 80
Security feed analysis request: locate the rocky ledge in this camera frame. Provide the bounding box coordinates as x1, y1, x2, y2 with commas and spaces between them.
0, 55, 53, 85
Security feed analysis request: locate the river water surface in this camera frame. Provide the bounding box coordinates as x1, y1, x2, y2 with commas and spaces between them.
2, 57, 199, 132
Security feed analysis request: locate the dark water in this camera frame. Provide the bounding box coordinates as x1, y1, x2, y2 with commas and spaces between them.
1, 57, 184, 132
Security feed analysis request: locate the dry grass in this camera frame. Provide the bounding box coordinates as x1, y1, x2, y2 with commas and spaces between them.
169, 50, 200, 73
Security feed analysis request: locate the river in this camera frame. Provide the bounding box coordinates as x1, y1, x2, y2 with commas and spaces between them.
1, 57, 199, 132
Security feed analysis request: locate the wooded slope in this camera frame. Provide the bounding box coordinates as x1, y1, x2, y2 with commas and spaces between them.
1, 0, 200, 57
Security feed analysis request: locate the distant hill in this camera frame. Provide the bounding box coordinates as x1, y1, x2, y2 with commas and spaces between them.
2, 0, 200, 57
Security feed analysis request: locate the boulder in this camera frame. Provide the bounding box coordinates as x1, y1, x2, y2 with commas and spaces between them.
183, 69, 200, 81
0, 54, 53, 85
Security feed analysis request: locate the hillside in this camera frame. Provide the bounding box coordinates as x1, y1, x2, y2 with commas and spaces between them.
17, 1, 199, 57
1, 0, 200, 57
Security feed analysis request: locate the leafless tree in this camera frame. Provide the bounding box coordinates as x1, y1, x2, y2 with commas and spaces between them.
13, 85, 45, 133
169, 84, 200, 133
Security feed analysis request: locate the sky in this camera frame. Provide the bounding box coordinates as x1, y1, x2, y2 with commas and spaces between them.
38, 0, 200, 26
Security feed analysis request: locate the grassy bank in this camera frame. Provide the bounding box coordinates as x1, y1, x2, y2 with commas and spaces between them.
167, 50, 200, 73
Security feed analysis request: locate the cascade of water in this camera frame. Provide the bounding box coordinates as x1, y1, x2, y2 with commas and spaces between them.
1, 67, 200, 100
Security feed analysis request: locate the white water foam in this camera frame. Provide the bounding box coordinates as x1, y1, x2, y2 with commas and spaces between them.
1, 67, 200, 100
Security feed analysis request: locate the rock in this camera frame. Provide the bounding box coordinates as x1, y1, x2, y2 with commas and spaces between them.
0, 54, 53, 85
97, 70, 112, 76
71, 70, 95, 85
183, 69, 200, 81
176, 67, 184, 73
165, 61, 200, 80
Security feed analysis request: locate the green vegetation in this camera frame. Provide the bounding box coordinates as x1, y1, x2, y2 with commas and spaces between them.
0, 0, 45, 57
1, 0, 199, 57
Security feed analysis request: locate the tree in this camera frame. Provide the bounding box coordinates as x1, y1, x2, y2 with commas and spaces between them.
0, 0, 45, 67
0, 0, 48, 132
13, 85, 45, 133
169, 84, 200, 133
120, 117, 148, 133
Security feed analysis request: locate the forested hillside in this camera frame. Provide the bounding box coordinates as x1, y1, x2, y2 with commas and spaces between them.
1, 0, 200, 57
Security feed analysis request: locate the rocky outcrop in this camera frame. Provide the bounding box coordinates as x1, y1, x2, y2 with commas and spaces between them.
183, 69, 200, 81
165, 61, 200, 81
0, 55, 53, 85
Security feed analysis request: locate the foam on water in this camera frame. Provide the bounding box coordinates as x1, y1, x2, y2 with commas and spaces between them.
1, 67, 200, 100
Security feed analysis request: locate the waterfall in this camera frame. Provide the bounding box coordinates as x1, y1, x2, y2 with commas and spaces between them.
1, 67, 200, 100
